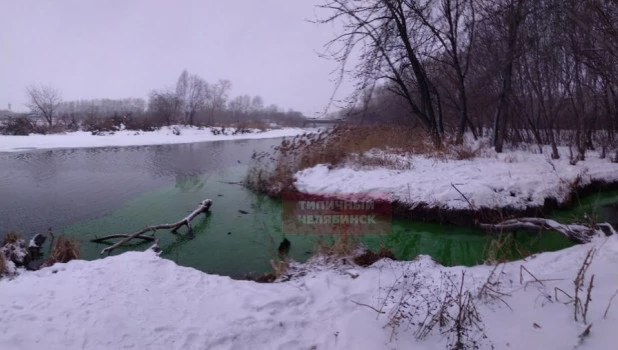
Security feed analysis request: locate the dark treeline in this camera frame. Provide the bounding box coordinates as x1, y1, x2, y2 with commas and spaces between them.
2, 70, 305, 135
320, 0, 618, 157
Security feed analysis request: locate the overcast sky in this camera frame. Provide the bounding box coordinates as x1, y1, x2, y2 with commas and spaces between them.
0, 0, 352, 117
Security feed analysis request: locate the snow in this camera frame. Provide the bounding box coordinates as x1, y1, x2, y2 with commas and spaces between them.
1, 235, 617, 349
0, 126, 314, 153
294, 147, 618, 210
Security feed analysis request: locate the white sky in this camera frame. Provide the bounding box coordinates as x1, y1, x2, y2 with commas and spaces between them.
0, 0, 352, 117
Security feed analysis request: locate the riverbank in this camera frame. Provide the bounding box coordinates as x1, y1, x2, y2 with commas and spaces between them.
293, 146, 618, 225
1, 234, 616, 349
0, 125, 314, 152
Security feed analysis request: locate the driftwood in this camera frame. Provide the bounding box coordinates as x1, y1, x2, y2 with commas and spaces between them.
91, 234, 157, 243
92, 199, 212, 255
478, 218, 616, 244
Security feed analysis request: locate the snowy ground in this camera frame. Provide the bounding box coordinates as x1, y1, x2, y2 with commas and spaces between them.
0, 235, 616, 349
294, 146, 618, 210
0, 126, 313, 153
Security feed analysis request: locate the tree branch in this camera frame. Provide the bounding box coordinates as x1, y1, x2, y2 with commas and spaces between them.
92, 199, 212, 255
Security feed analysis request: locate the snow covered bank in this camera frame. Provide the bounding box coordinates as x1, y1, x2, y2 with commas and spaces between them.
0, 126, 314, 152
1, 236, 616, 349
295, 147, 618, 211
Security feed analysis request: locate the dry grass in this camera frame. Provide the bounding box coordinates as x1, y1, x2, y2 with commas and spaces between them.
347, 152, 413, 170
313, 234, 362, 258
42, 236, 80, 267
449, 142, 485, 160
246, 125, 488, 196
2, 231, 21, 246
387, 270, 491, 349
573, 248, 595, 324
0, 251, 7, 276
246, 125, 444, 196
484, 233, 531, 264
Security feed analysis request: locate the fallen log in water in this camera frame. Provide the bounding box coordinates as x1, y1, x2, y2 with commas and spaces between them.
478, 217, 616, 244
91, 234, 157, 243
91, 199, 212, 255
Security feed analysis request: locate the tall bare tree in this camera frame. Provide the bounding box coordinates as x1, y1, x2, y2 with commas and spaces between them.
317, 0, 445, 145
185, 75, 208, 125
174, 70, 210, 125
148, 89, 181, 126
409, 0, 478, 143
206, 80, 232, 125
25, 85, 62, 127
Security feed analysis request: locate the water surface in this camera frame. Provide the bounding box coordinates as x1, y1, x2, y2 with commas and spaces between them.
0, 140, 597, 277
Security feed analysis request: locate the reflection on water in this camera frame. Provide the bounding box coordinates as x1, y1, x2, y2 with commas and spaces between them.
552, 189, 618, 227
0, 140, 280, 236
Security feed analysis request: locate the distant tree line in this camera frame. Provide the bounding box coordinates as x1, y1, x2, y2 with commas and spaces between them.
147, 70, 305, 127
3, 72, 306, 135
319, 0, 618, 156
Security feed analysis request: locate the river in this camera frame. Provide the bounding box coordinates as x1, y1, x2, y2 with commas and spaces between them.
3, 138, 611, 278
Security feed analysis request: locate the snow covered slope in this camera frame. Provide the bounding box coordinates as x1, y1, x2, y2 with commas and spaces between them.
1, 235, 616, 349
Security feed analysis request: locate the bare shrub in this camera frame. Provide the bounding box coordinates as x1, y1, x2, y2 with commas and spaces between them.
0, 232, 29, 267
386, 270, 491, 349
477, 263, 512, 310
125, 116, 161, 131
573, 248, 595, 324
416, 272, 489, 349
0, 117, 35, 135
82, 116, 118, 133
32, 123, 67, 135
42, 236, 80, 267
551, 248, 596, 324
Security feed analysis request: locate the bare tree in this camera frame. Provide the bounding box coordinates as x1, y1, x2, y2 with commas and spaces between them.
409, 0, 478, 143
317, 0, 445, 145
250, 95, 264, 113
175, 70, 189, 121
25, 85, 62, 127
148, 89, 181, 126
482, 0, 529, 152
185, 76, 208, 125
206, 80, 232, 125
175, 70, 210, 125
315, 0, 618, 155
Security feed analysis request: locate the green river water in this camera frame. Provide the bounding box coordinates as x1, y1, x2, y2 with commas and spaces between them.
2, 139, 615, 278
